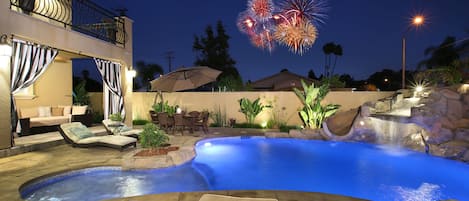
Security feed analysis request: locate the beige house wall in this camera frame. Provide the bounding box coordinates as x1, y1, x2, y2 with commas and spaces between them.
0, 57, 11, 149
112, 91, 393, 126
0, 1, 134, 149
14, 61, 73, 109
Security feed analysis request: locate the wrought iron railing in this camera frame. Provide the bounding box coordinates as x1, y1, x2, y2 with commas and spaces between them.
10, 0, 126, 46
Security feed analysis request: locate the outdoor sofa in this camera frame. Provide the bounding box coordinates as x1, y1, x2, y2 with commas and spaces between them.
58, 122, 137, 151
18, 105, 92, 136
102, 119, 142, 138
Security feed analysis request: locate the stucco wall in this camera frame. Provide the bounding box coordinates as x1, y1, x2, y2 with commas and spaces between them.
90, 91, 395, 126
14, 61, 73, 109
0, 57, 11, 149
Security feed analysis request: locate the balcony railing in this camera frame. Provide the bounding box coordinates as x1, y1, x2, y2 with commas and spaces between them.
10, 0, 126, 46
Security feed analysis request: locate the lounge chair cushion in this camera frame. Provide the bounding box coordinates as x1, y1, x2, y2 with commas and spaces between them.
102, 119, 141, 137
30, 116, 71, 127
69, 126, 94, 139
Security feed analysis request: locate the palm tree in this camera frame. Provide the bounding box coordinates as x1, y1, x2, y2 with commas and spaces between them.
322, 42, 343, 78
418, 36, 460, 70
322, 42, 335, 78
331, 44, 343, 77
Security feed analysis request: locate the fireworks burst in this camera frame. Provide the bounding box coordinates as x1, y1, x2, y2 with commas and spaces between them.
274, 20, 317, 55
250, 30, 276, 51
278, 0, 328, 26
237, 11, 257, 34
238, 0, 327, 54
249, 0, 275, 22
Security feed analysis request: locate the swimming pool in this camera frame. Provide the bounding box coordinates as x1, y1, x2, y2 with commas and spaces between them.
21, 137, 469, 201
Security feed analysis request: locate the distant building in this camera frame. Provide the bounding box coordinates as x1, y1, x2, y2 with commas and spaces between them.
249, 70, 318, 91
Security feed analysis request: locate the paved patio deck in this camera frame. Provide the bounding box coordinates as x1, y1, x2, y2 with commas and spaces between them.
0, 127, 365, 201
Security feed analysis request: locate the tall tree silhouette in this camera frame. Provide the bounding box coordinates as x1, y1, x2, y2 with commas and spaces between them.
135, 61, 163, 91
193, 20, 242, 88
418, 36, 460, 70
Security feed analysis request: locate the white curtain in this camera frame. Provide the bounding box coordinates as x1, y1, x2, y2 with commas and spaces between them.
94, 58, 125, 120
10, 39, 58, 141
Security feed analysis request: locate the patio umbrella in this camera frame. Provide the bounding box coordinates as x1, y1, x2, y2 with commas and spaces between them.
150, 66, 222, 104
150, 66, 221, 92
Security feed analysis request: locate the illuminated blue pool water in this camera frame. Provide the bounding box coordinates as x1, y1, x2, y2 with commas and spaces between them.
21, 137, 469, 201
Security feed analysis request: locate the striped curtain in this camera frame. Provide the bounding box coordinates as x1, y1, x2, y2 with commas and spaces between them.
10, 39, 58, 142
94, 58, 125, 120
11, 39, 58, 93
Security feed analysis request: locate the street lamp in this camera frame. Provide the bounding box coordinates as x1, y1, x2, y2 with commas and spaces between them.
402, 15, 424, 89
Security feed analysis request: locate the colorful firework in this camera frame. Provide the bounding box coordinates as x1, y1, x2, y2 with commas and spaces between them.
248, 0, 275, 22
250, 30, 276, 51
278, 0, 328, 26
237, 11, 257, 34
274, 20, 317, 55
238, 0, 327, 54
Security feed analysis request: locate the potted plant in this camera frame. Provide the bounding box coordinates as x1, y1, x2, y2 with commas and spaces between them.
135, 123, 178, 156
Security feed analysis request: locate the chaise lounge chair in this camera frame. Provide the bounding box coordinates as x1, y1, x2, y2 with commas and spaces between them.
102, 119, 142, 138
58, 122, 137, 151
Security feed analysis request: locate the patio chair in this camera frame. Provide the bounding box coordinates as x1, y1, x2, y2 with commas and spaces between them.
194, 111, 209, 134
172, 113, 185, 135
102, 119, 142, 138
149, 110, 159, 125
157, 112, 173, 132
58, 122, 137, 151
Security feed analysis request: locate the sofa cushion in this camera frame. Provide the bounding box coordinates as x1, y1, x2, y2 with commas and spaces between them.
72, 105, 87, 115
59, 105, 72, 116
51, 107, 64, 116
69, 126, 94, 139
38, 106, 51, 117
30, 116, 70, 127
20, 108, 38, 118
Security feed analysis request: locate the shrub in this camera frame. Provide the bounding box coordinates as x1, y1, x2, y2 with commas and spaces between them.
293, 80, 340, 129
238, 97, 270, 124
152, 101, 177, 116
133, 119, 149, 125
210, 105, 228, 127
109, 113, 123, 121
139, 123, 169, 148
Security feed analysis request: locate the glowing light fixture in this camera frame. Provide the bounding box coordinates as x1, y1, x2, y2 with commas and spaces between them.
127, 69, 136, 78
0, 34, 12, 57
415, 85, 424, 93
359, 121, 365, 126
413, 15, 424, 26
204, 142, 212, 147
261, 121, 267, 128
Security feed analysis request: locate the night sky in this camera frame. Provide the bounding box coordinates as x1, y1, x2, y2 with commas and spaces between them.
90, 0, 469, 82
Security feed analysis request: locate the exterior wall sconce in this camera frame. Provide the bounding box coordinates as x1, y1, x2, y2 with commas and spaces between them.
127, 69, 136, 78
0, 34, 13, 57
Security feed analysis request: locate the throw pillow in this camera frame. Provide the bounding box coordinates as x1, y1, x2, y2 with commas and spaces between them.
59, 105, 72, 116
38, 106, 51, 117
19, 108, 38, 118
51, 107, 64, 116
69, 126, 94, 139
